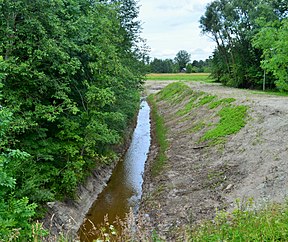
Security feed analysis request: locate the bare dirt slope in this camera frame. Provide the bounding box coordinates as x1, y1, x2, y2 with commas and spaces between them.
141, 81, 288, 240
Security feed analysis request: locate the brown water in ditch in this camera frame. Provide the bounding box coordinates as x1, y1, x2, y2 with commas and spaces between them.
78, 100, 151, 241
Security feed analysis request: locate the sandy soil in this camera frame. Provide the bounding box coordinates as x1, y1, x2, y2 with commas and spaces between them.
141, 81, 288, 240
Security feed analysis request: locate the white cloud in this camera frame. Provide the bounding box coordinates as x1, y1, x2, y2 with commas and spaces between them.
138, 0, 215, 60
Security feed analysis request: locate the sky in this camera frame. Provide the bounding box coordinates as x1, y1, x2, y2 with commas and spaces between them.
138, 0, 215, 61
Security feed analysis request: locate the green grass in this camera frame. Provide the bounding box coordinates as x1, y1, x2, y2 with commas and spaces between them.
201, 105, 248, 142
176, 92, 204, 117
190, 122, 206, 133
176, 93, 217, 117
189, 199, 288, 241
196, 95, 217, 107
146, 73, 215, 83
155, 82, 248, 145
157, 82, 191, 102
250, 90, 288, 97
209, 98, 236, 109
147, 94, 168, 177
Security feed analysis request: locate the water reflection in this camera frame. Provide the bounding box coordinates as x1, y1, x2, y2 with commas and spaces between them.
79, 100, 151, 241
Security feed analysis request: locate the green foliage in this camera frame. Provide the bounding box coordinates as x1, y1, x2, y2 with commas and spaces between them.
201, 105, 248, 142
174, 50, 191, 71
253, 18, 288, 91
0, 0, 146, 239
0, 126, 40, 241
189, 199, 288, 241
148, 58, 211, 74
0, 197, 37, 241
149, 58, 176, 73
200, 0, 287, 90
147, 95, 168, 177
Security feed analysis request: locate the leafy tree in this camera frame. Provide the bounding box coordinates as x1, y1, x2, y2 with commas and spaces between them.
253, 18, 288, 91
149, 58, 175, 73
199, 0, 286, 89
0, 57, 40, 241
174, 50, 191, 72
0, 0, 146, 238
190, 60, 211, 73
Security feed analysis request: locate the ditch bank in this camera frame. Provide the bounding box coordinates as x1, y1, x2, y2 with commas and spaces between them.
140, 81, 288, 240
42, 107, 139, 240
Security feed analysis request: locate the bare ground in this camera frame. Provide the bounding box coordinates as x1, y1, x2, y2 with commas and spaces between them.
141, 81, 288, 240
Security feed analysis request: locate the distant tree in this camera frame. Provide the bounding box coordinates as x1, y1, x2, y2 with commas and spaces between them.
150, 58, 175, 73
192, 60, 205, 72
186, 63, 194, 73
186, 59, 212, 73
174, 50, 191, 72
203, 58, 213, 73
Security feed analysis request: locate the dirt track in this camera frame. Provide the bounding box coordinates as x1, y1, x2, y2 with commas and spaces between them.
141, 80, 288, 240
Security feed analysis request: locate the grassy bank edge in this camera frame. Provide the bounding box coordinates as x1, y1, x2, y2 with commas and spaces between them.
188, 199, 288, 241
146, 82, 288, 241
147, 94, 168, 177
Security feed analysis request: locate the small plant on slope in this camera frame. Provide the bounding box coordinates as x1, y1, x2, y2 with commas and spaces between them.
201, 105, 248, 142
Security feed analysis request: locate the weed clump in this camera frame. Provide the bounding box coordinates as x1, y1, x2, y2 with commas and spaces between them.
188, 199, 288, 241
196, 95, 216, 107
201, 105, 248, 142
209, 98, 236, 109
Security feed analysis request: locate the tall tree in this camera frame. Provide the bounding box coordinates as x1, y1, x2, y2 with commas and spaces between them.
199, 0, 285, 89
0, 2, 147, 239
174, 50, 191, 72
149, 58, 175, 73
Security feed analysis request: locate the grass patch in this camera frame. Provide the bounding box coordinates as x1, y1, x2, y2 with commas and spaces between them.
176, 92, 204, 117
189, 199, 288, 241
156, 82, 247, 145
147, 94, 168, 177
146, 73, 215, 83
196, 95, 217, 107
250, 90, 288, 97
201, 105, 248, 142
176, 93, 215, 117
190, 122, 206, 133
157, 82, 191, 102
209, 98, 236, 109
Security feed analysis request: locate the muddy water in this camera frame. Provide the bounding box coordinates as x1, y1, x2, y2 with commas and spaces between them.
78, 100, 151, 241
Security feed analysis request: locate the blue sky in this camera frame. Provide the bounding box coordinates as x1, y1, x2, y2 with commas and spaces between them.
138, 0, 215, 61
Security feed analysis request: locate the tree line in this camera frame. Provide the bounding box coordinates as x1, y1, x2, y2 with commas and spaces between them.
0, 0, 146, 240
148, 50, 212, 73
200, 0, 287, 91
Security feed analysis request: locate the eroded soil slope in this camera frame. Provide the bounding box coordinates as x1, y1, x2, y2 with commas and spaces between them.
141, 81, 288, 240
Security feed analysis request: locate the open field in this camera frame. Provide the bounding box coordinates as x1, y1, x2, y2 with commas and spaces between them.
146, 73, 214, 83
